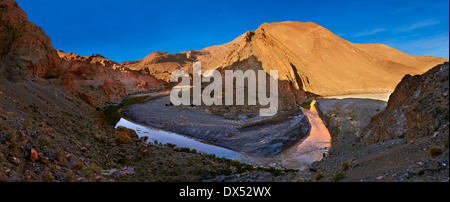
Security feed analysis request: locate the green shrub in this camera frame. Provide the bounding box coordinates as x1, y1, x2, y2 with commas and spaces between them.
267, 167, 284, 177
66, 172, 76, 182
6, 129, 18, 143
430, 146, 443, 157
23, 119, 32, 130
140, 136, 149, 142
39, 137, 53, 148
55, 148, 67, 165
0, 119, 5, 130
331, 173, 345, 182
348, 114, 355, 121
217, 169, 233, 175
340, 161, 350, 171
84, 166, 100, 172
74, 161, 85, 170
41, 172, 54, 182
314, 173, 324, 181
179, 147, 191, 152
300, 100, 313, 110
433, 126, 439, 132
444, 138, 449, 148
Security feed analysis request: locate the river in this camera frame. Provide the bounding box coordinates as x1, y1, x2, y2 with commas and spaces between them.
115, 99, 332, 169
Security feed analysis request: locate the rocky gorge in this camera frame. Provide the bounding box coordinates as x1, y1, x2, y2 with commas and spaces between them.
0, 0, 448, 182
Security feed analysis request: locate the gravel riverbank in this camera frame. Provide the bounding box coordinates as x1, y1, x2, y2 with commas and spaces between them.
122, 94, 311, 157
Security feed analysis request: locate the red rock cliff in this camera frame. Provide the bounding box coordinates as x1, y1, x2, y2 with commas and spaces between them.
0, 0, 61, 81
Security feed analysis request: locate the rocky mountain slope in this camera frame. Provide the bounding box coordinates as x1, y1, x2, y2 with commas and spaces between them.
57, 50, 166, 107
1, 0, 166, 108
365, 62, 449, 144
1, 0, 305, 182
1, 0, 448, 182
120, 21, 447, 97
311, 62, 449, 182
0, 0, 61, 81
119, 21, 446, 115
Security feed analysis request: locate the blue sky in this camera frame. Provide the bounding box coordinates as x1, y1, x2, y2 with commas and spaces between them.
16, 0, 449, 62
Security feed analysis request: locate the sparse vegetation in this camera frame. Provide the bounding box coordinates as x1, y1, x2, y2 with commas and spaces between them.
84, 165, 101, 172
348, 114, 355, 121
331, 172, 345, 182
66, 172, 76, 182
140, 136, 149, 142
314, 173, 324, 181
74, 161, 85, 170
0, 119, 5, 130
6, 128, 18, 143
300, 99, 313, 110
55, 148, 67, 165
38, 137, 53, 148
340, 161, 350, 171
41, 172, 54, 182
0, 3, 447, 183
433, 125, 439, 132
29, 104, 39, 113
23, 119, 32, 130
38, 126, 54, 135
266, 167, 284, 177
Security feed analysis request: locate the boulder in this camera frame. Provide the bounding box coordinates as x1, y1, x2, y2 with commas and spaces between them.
30, 148, 38, 162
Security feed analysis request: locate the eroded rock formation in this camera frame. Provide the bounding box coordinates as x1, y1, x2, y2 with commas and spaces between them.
365, 62, 449, 144
0, 0, 61, 81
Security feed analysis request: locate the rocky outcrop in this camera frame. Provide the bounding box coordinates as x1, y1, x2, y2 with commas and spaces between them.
365, 62, 449, 144
317, 98, 387, 139
0, 0, 61, 81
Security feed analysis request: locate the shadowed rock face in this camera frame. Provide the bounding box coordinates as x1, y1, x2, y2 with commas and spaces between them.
0, 0, 61, 81
315, 97, 387, 156
197, 56, 313, 116
365, 62, 449, 144
57, 50, 166, 107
